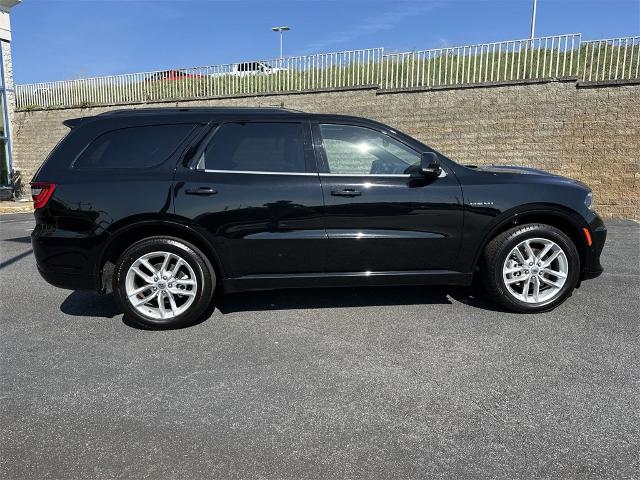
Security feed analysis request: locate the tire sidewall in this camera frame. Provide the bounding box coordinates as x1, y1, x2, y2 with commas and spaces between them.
114, 238, 214, 329
491, 225, 580, 312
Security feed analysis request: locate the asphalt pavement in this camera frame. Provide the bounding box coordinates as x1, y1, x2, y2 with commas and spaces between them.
1, 213, 638, 479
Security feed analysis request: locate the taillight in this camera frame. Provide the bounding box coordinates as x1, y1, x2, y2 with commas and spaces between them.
30, 182, 56, 209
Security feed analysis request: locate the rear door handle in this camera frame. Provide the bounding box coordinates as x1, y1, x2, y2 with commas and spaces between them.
185, 186, 218, 196
331, 189, 362, 197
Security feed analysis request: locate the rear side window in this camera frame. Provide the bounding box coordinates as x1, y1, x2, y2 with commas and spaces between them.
202, 122, 305, 173
73, 124, 194, 169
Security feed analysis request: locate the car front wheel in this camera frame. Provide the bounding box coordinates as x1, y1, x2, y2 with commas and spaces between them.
113, 237, 215, 329
482, 223, 580, 313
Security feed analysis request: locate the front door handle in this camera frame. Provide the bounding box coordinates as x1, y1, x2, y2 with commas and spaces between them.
185, 186, 218, 196
331, 189, 362, 197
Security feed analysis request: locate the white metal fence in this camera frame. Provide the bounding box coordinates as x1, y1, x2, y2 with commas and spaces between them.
383, 34, 581, 89
15, 48, 384, 110
14, 34, 640, 110
580, 36, 640, 82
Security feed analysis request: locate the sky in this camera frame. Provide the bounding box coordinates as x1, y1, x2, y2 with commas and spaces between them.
11, 0, 640, 84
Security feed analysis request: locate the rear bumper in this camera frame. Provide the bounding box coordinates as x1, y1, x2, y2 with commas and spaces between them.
581, 219, 607, 281
36, 263, 99, 291
31, 222, 102, 292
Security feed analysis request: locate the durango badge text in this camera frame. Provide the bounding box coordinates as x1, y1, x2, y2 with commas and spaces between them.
30, 107, 606, 329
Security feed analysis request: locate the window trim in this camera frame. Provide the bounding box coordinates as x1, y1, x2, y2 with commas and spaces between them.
318, 171, 447, 178
312, 122, 426, 177
191, 120, 315, 175
202, 169, 318, 176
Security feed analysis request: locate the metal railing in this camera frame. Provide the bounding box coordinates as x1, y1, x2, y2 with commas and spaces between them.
580, 36, 640, 82
382, 34, 582, 89
15, 48, 384, 110
14, 33, 640, 110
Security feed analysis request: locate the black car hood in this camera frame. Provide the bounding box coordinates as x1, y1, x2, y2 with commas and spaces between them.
468, 165, 557, 176
466, 164, 590, 189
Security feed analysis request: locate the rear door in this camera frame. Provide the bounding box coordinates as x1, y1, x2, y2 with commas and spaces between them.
173, 120, 326, 278
313, 121, 464, 273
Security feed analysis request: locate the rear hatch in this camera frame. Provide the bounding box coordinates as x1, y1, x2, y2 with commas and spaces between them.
30, 116, 95, 209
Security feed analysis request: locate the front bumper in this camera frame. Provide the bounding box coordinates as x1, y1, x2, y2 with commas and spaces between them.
581, 218, 607, 281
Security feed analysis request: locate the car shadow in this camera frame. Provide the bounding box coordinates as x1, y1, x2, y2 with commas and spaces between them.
60, 291, 121, 318
3, 236, 32, 244
0, 249, 33, 270
217, 284, 498, 313
60, 284, 503, 329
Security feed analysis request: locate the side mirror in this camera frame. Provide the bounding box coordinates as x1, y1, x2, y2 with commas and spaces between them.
420, 152, 441, 177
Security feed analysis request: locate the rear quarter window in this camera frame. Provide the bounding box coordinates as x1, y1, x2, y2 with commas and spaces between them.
72, 124, 194, 169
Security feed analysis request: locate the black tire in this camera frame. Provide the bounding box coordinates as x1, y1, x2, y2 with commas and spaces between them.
482, 223, 580, 313
113, 236, 216, 329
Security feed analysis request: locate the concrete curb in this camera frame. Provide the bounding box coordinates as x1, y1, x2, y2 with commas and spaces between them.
0, 201, 34, 214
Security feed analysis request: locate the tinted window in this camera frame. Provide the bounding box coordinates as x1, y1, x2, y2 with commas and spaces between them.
320, 124, 420, 175
74, 124, 194, 169
203, 122, 306, 173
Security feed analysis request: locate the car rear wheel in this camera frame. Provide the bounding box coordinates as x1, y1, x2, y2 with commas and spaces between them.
482, 223, 580, 313
113, 237, 215, 329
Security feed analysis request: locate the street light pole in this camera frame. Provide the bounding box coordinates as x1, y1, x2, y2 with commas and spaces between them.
530, 0, 538, 40
271, 26, 291, 59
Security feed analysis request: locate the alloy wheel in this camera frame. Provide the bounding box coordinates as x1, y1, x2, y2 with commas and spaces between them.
125, 251, 198, 319
502, 237, 569, 305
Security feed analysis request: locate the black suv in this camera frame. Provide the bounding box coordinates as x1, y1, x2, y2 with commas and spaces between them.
31, 107, 606, 328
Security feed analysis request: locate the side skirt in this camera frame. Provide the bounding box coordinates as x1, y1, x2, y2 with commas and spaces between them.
222, 270, 473, 293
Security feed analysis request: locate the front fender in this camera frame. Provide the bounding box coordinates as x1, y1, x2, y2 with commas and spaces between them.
456, 203, 589, 274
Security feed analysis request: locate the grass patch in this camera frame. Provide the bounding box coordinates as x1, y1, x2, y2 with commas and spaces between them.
16, 44, 639, 110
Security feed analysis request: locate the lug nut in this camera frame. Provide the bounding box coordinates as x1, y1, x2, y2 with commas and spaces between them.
162, 276, 167, 280
153, 277, 158, 282
525, 270, 529, 274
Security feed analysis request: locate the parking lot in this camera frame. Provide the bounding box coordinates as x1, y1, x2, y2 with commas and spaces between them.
1, 213, 638, 479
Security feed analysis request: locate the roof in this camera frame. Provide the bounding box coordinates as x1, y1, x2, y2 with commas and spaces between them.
71, 107, 383, 132
98, 106, 304, 117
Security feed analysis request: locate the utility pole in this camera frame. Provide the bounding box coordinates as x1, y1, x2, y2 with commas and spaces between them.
530, 0, 538, 39
271, 26, 291, 59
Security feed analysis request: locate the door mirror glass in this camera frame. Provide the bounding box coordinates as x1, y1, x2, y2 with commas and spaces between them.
420, 152, 441, 177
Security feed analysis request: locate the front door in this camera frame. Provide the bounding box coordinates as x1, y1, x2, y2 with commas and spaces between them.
173, 120, 326, 278
314, 122, 463, 273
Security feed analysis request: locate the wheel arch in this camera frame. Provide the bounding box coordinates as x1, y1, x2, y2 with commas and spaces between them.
471, 205, 589, 274
98, 220, 225, 292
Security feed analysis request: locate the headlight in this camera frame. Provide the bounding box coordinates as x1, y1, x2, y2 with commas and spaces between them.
584, 192, 593, 210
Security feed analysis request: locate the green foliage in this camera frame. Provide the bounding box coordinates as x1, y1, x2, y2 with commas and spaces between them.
16, 43, 639, 110
579, 43, 640, 81
384, 44, 639, 88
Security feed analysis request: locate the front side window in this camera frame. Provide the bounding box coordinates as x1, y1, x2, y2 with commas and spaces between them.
202, 122, 305, 173
74, 124, 194, 169
320, 124, 420, 175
